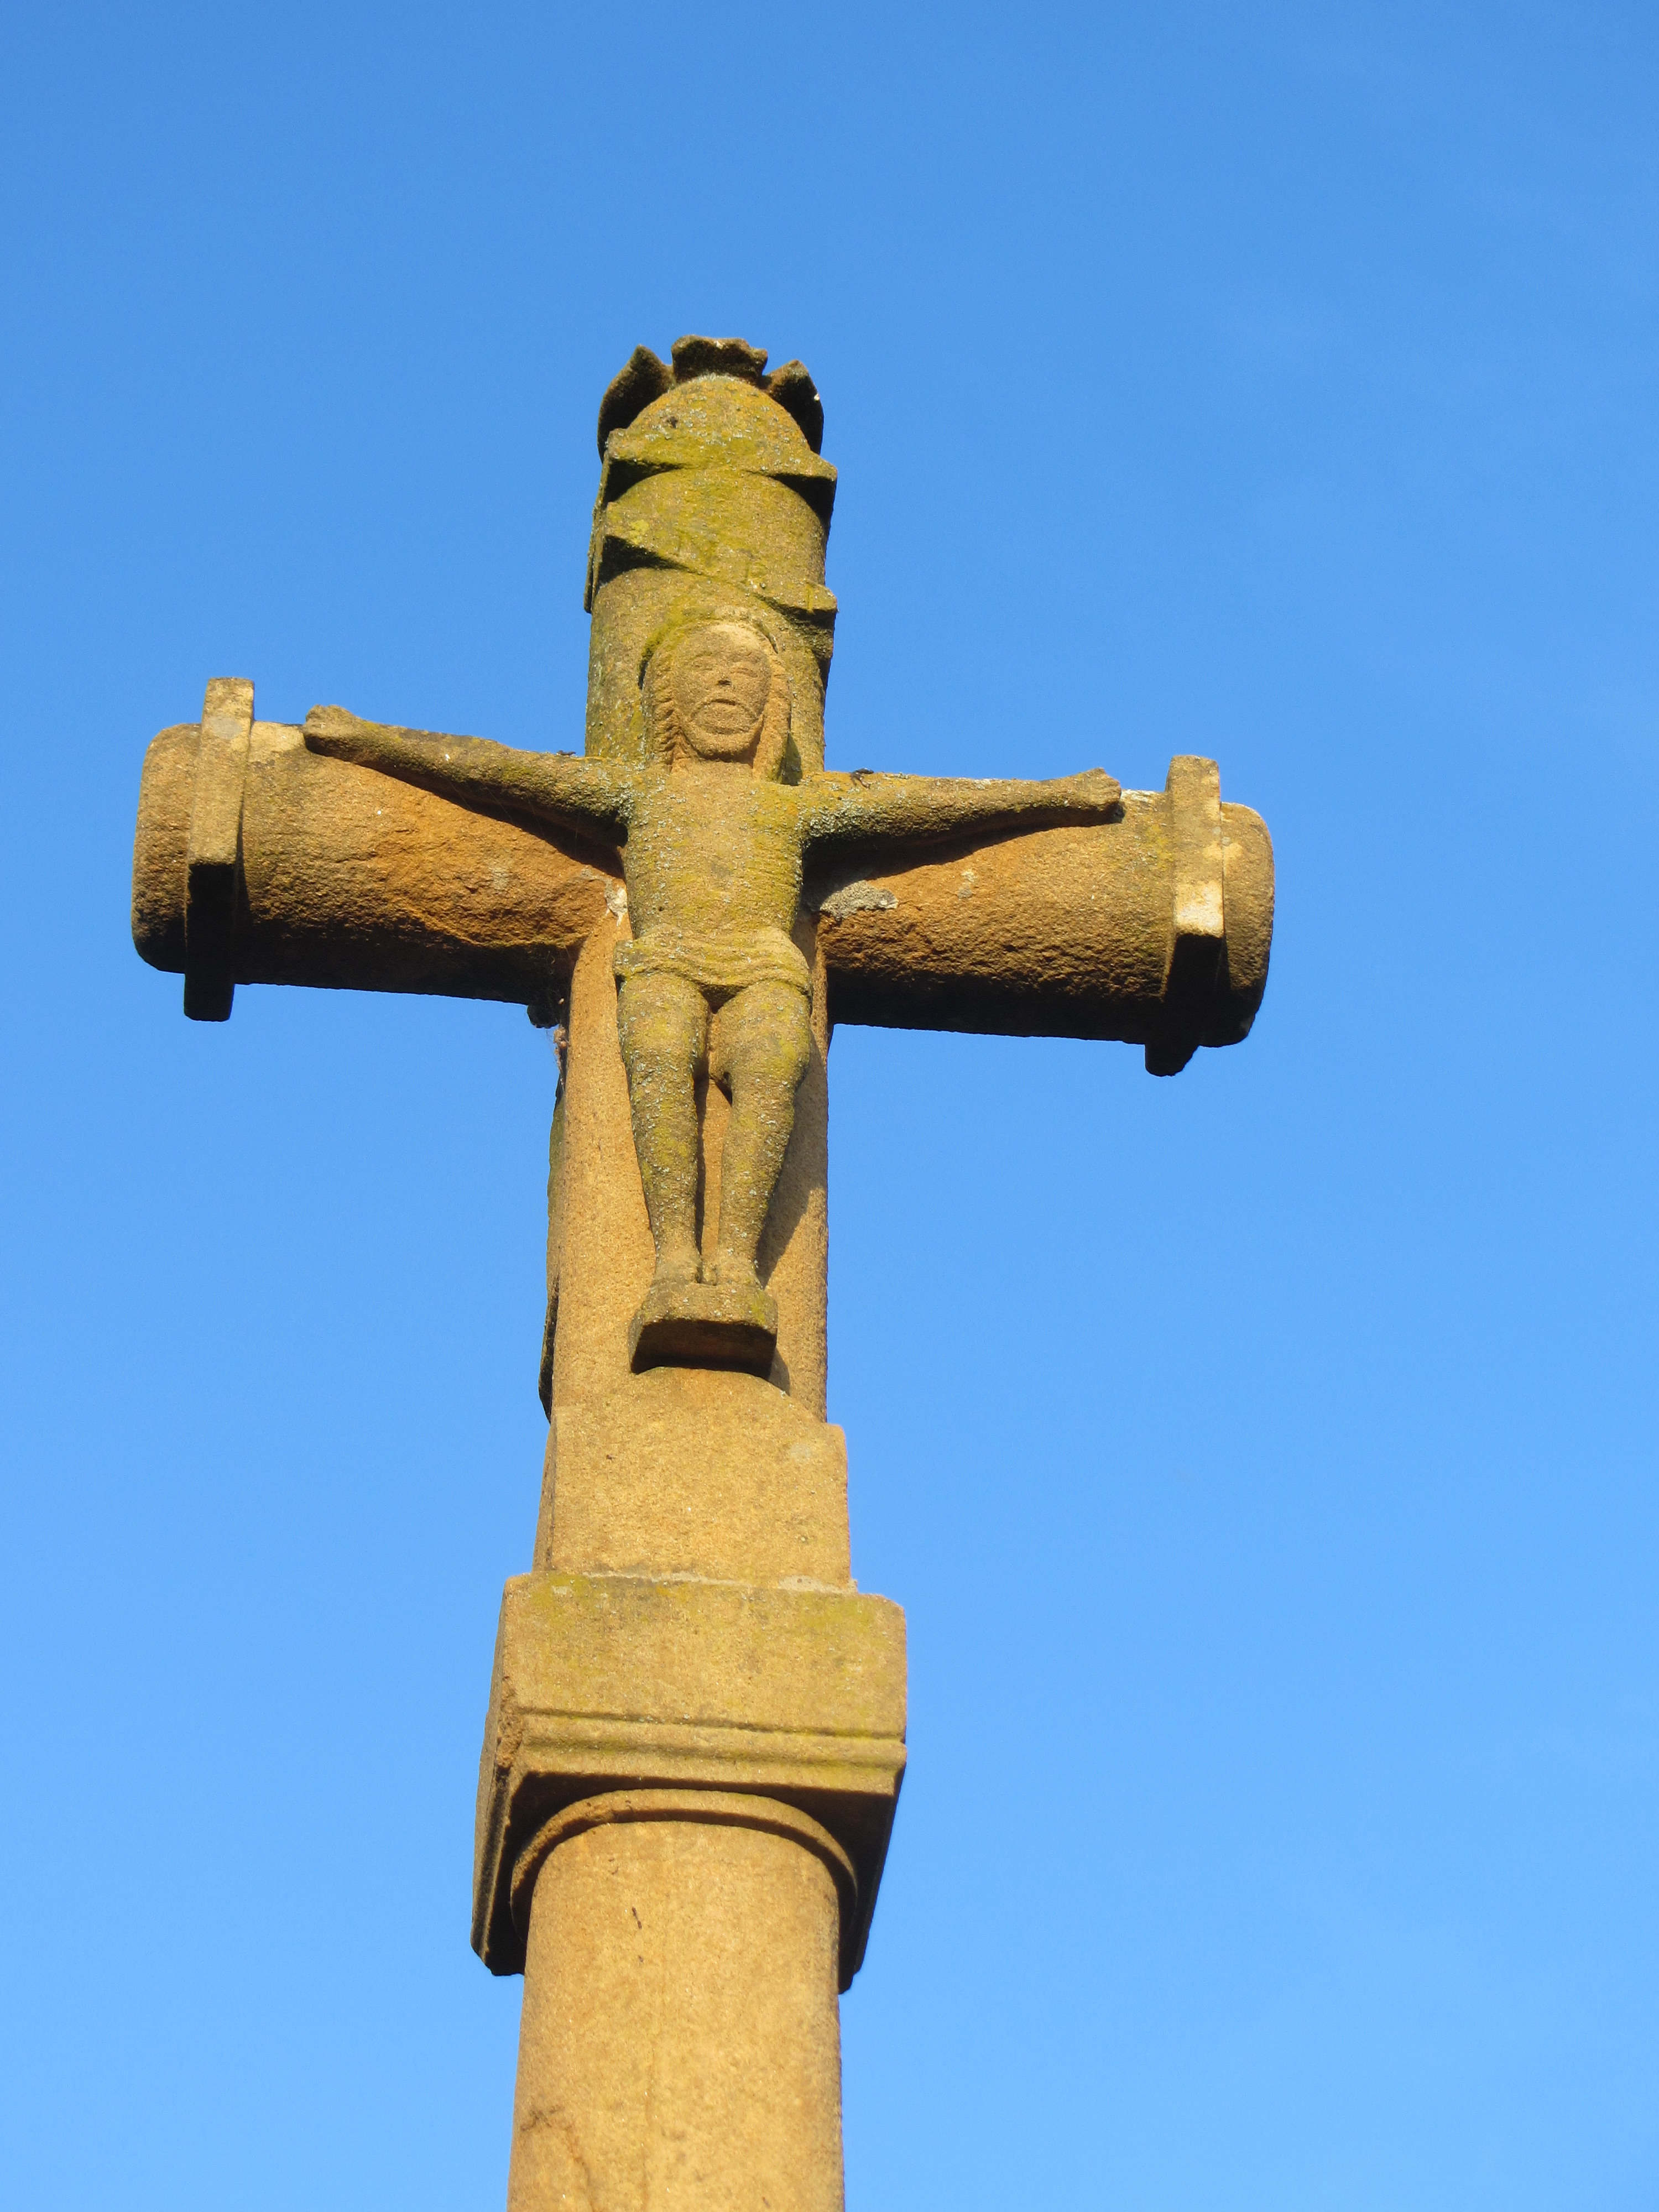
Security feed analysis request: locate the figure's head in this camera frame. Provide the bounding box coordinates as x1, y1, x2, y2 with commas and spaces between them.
643, 618, 790, 778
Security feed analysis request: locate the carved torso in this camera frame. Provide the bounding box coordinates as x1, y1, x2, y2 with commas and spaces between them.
620, 769, 807, 947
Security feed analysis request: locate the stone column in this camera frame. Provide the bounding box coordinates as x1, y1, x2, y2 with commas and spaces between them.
507, 1793, 851, 2212
474, 914, 906, 2212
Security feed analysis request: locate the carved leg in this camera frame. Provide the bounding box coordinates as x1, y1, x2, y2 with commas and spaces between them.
616, 972, 709, 1287
707, 982, 812, 1290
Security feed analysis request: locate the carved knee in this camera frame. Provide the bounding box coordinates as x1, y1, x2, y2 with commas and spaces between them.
618, 975, 708, 1080
712, 984, 811, 1093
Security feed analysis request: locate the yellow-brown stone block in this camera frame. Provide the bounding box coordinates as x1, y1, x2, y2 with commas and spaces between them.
473, 1571, 906, 1987
535, 1368, 852, 1585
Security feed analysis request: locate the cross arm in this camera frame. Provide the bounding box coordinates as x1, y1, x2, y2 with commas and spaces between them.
132, 682, 618, 1020
807, 757, 1272, 1071
132, 685, 1272, 1072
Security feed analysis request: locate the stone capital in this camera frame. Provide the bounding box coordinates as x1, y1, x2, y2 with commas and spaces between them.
473, 1572, 906, 1989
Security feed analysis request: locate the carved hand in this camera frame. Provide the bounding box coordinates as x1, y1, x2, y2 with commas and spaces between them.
1055, 767, 1120, 811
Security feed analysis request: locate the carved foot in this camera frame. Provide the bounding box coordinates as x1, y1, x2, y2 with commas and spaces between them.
628, 1275, 778, 1377
703, 1249, 762, 1293
651, 1250, 702, 1293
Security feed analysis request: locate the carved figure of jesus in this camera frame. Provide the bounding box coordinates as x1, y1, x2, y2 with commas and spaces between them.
305, 617, 1120, 1348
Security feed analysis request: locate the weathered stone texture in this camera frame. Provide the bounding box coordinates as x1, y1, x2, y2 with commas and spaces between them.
509, 1797, 846, 2212
129, 335, 1275, 2212
134, 717, 1270, 1057
538, 1368, 851, 1585
472, 1573, 906, 1986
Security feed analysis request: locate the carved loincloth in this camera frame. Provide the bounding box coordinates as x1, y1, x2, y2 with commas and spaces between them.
613, 924, 812, 1001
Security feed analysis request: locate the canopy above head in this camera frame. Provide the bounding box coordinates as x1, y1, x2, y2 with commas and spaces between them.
583, 338, 837, 780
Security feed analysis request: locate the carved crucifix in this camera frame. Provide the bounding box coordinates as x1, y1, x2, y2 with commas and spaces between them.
304, 648, 1119, 1368
133, 335, 1272, 2212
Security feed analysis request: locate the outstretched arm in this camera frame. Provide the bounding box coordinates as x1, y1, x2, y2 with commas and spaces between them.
801, 765, 1120, 848
304, 706, 635, 842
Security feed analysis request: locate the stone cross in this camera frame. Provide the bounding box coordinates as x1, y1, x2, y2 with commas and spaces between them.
132, 335, 1273, 2212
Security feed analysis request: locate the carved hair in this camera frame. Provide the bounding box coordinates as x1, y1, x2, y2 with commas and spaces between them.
642, 617, 791, 780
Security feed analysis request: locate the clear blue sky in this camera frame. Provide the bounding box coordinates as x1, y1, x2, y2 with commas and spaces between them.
3, 4, 1656, 2206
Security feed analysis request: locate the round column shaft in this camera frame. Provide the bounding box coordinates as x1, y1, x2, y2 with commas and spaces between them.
508, 1794, 850, 2212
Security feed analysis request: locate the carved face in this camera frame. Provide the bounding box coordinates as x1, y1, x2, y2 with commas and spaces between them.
669, 623, 772, 761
